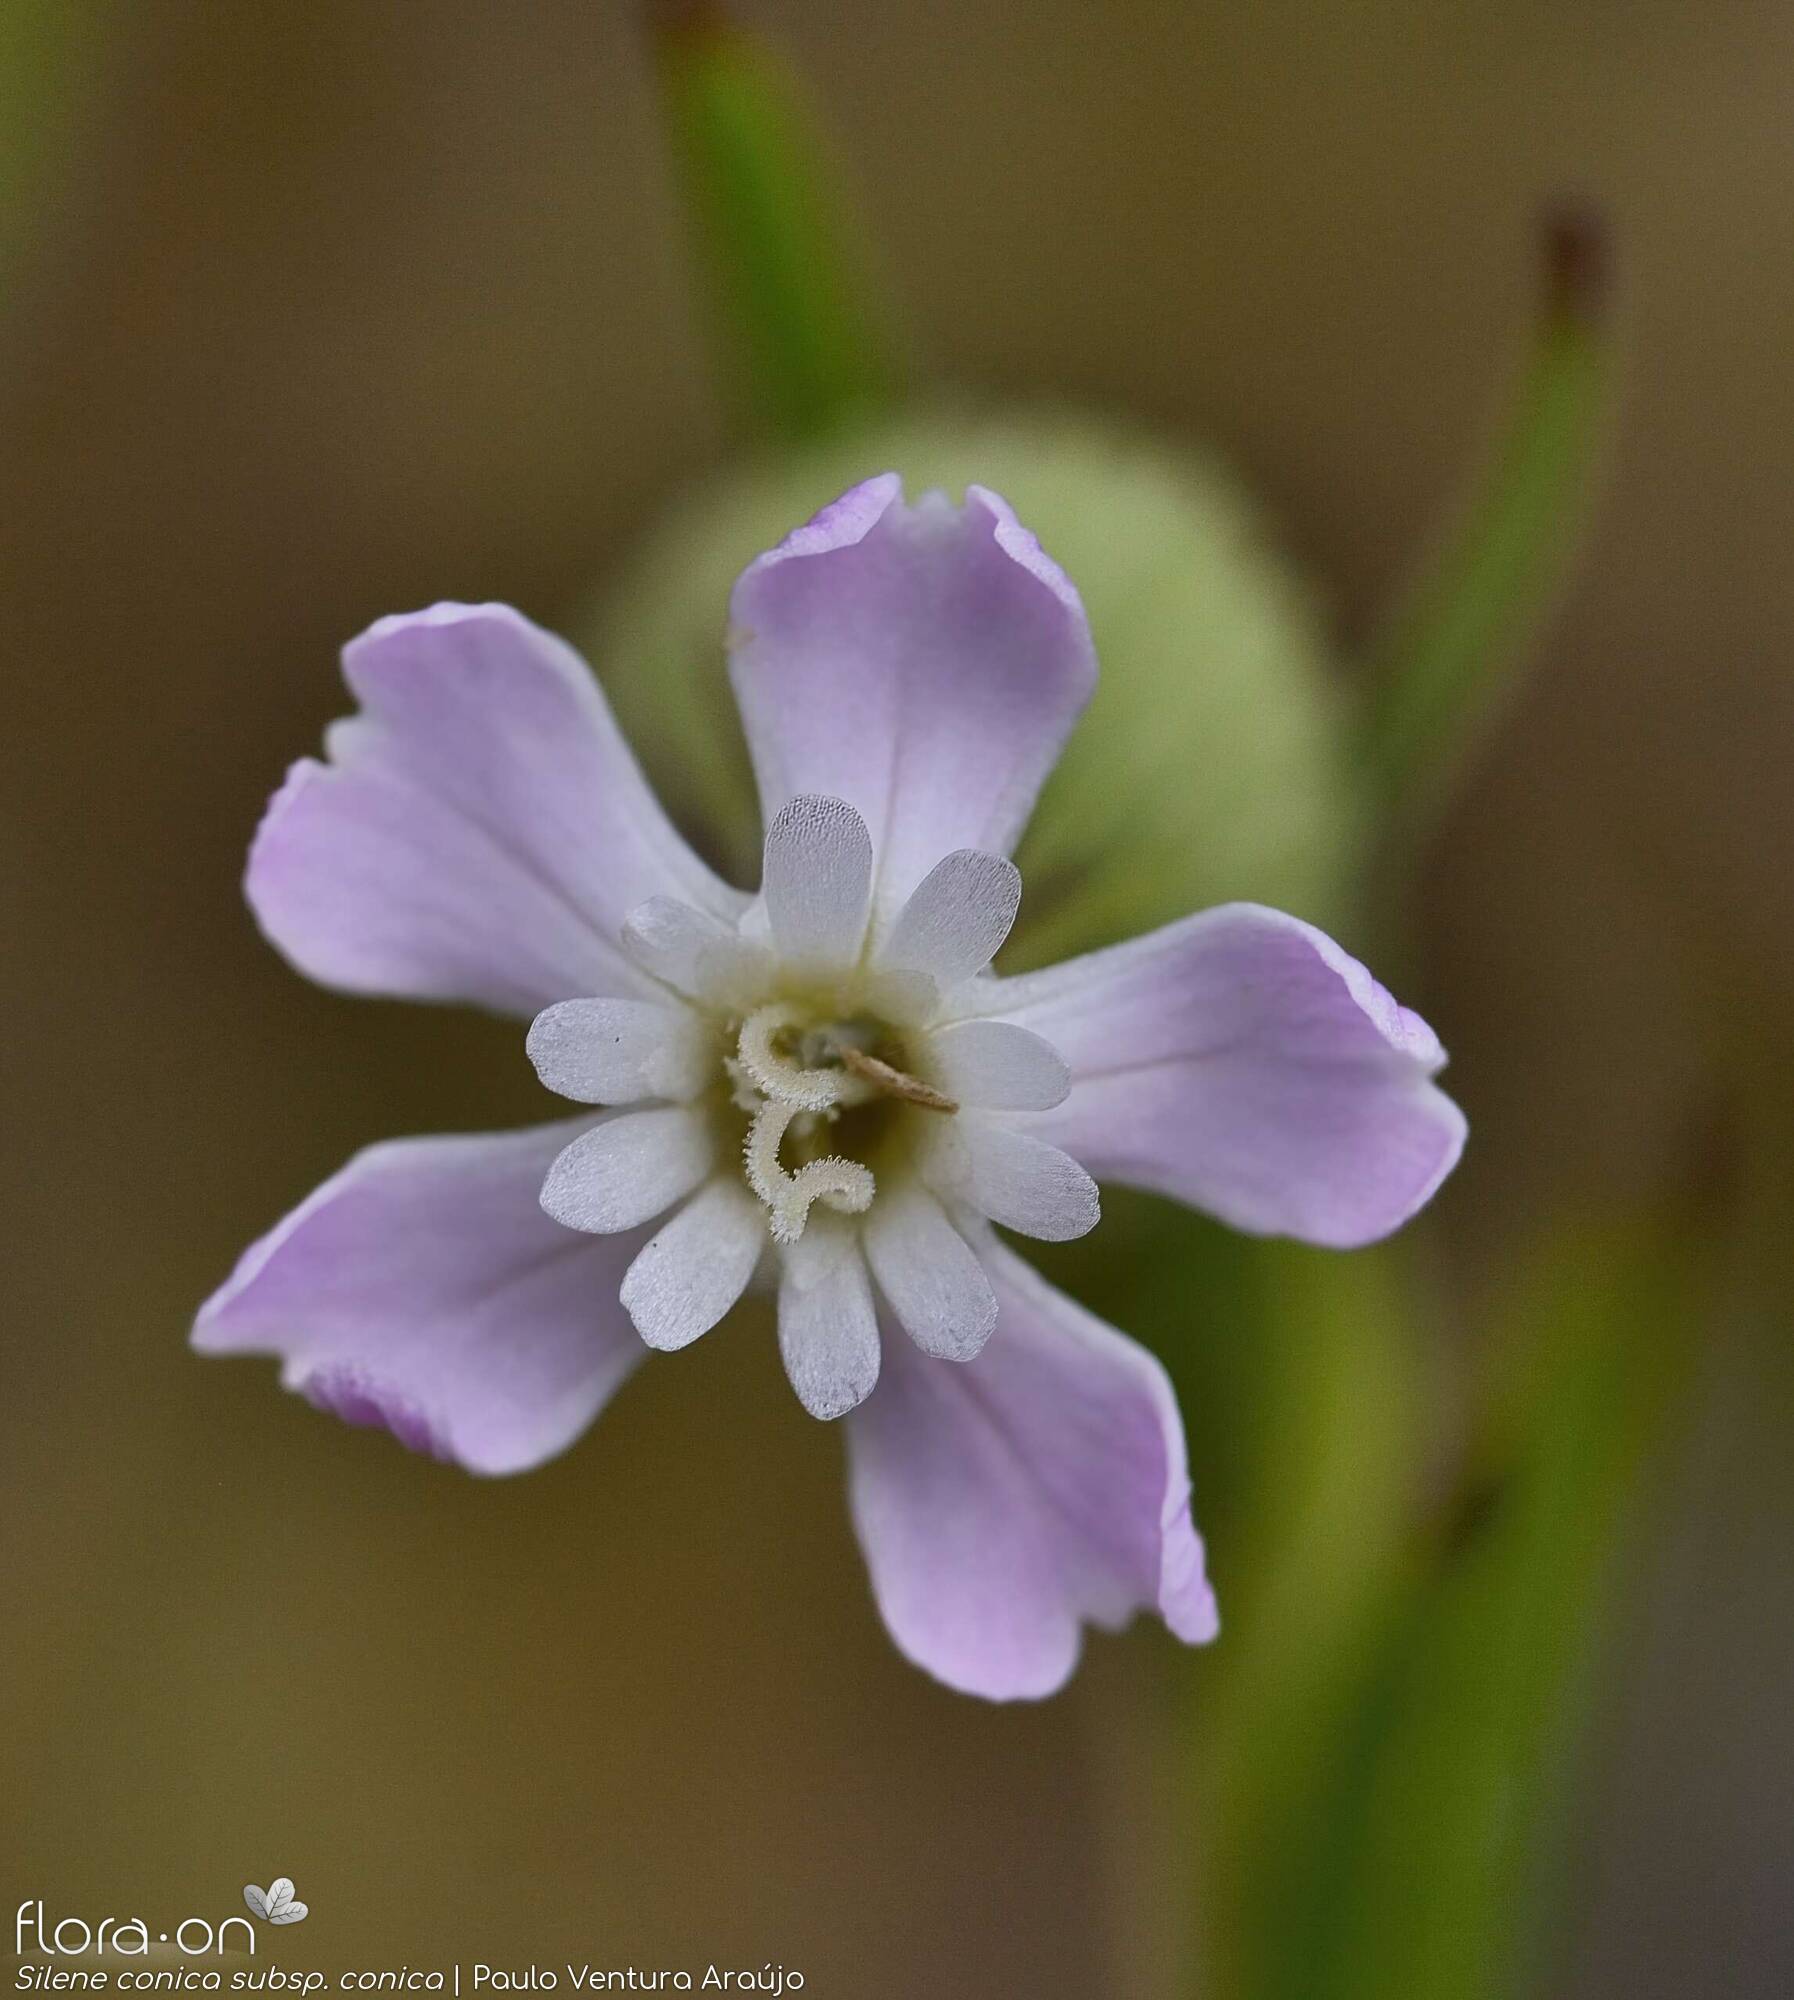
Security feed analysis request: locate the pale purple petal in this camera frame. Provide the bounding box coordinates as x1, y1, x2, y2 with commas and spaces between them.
192, 1122, 645, 1475
728, 479, 1097, 920
845, 1241, 1217, 1700
975, 903, 1466, 1248
777, 1218, 881, 1419
248, 603, 744, 1017
621, 1178, 767, 1352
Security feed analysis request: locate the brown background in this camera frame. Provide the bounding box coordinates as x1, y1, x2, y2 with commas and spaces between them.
4, 2, 1791, 1994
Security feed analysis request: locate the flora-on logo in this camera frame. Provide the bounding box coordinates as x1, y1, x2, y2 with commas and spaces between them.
242, 1882, 308, 1926
15, 1901, 256, 1956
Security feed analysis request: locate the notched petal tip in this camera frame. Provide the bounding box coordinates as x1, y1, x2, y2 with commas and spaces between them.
297, 1364, 454, 1463
192, 1123, 651, 1478
1338, 1086, 1468, 1249
242, 755, 324, 926
992, 901, 1465, 1247
727, 474, 1100, 912
964, 482, 1095, 633
843, 1249, 1212, 1700
754, 475, 1094, 658
1158, 1490, 1221, 1645
741, 474, 906, 582
244, 595, 740, 1016
340, 599, 540, 673
1271, 905, 1449, 1074
1214, 904, 1468, 1243
189, 1138, 396, 1348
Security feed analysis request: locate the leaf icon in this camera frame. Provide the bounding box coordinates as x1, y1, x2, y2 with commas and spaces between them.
243, 1879, 308, 1925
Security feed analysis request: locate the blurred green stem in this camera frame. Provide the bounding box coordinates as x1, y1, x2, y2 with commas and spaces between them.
1195, 1239, 1432, 2000
1359, 208, 1616, 830
652, 4, 900, 440
1249, 1217, 1697, 2000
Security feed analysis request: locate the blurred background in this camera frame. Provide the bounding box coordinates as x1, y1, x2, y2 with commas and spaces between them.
4, 2, 1791, 1995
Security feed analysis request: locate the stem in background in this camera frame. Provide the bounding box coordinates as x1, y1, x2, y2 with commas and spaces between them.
1264, 1216, 1701, 2000
1358, 206, 1617, 831
1188, 1238, 1434, 2000
650, 3, 901, 441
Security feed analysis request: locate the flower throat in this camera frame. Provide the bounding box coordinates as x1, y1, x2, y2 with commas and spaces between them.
731, 1001, 956, 1244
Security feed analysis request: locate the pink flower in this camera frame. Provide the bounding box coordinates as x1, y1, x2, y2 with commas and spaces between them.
196, 477, 1464, 1699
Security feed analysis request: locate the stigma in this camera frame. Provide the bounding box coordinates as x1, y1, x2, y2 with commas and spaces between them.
731, 1001, 955, 1243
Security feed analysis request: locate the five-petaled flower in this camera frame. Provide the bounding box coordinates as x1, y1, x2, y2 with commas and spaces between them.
195, 476, 1465, 1699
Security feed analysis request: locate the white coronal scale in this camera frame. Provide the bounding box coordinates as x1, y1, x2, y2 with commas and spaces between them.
525, 792, 1096, 1420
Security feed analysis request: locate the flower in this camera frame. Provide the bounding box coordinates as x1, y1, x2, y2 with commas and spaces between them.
195, 475, 1466, 1700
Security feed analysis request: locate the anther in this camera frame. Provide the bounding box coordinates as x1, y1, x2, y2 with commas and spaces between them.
832, 1043, 958, 1114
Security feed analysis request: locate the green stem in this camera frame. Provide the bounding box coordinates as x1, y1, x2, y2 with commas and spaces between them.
1189, 1237, 1435, 2000
1263, 1216, 1698, 2000
1359, 208, 1617, 828
651, 4, 901, 441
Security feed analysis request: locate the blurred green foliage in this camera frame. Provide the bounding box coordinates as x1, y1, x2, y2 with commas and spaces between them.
655, 8, 900, 441
1360, 215, 1616, 833
1254, 1222, 1695, 2000
1061, 1206, 1695, 2000
1046, 1208, 1434, 1996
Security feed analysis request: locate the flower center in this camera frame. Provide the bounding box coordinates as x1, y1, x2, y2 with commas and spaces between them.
731, 1001, 955, 1244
